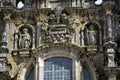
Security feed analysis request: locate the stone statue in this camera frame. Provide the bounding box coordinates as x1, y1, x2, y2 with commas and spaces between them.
20, 28, 31, 48
48, 13, 57, 25
60, 13, 68, 24
14, 32, 19, 49
80, 30, 85, 46
2, 32, 7, 42
13, 29, 19, 49
42, 20, 49, 31
72, 18, 79, 43
87, 25, 97, 45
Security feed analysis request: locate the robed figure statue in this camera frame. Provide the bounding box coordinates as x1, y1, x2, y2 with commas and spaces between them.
87, 25, 97, 45
20, 28, 31, 48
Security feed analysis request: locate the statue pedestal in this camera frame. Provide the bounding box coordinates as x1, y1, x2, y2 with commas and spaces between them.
19, 49, 30, 57
107, 53, 116, 67
86, 45, 97, 52
104, 67, 120, 80
0, 53, 7, 72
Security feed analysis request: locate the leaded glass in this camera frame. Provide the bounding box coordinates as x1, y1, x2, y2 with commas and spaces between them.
83, 67, 91, 80
27, 68, 34, 80
44, 57, 72, 80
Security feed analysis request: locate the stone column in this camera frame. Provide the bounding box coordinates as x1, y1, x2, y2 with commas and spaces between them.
46, 0, 50, 8
37, 22, 42, 47
2, 9, 12, 47
32, 33, 35, 49
106, 13, 113, 40
75, 59, 82, 80
80, 30, 85, 46
103, 2, 117, 80
35, 57, 44, 80
72, 0, 76, 7
72, 18, 79, 44
35, 59, 38, 80
40, 0, 44, 8
77, 0, 80, 7
69, 0, 72, 7
103, 1, 117, 67
99, 28, 102, 46
4, 17, 10, 44
0, 9, 12, 72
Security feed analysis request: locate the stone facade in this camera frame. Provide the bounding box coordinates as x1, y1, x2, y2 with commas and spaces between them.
0, 0, 120, 80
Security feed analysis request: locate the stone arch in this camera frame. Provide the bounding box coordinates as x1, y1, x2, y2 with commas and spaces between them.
15, 24, 35, 49
17, 24, 35, 33
80, 21, 102, 46
82, 56, 97, 80
17, 59, 35, 80
82, 21, 102, 30
34, 44, 97, 80
16, 44, 97, 80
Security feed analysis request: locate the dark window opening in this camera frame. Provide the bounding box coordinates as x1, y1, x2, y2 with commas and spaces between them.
27, 68, 34, 80
83, 66, 91, 80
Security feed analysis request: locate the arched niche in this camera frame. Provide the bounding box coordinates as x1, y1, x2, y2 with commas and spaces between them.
13, 24, 35, 49
80, 21, 102, 46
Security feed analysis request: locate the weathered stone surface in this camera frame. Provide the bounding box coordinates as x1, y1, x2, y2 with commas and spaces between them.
0, 0, 120, 80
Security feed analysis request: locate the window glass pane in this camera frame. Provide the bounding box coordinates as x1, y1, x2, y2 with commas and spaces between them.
27, 68, 34, 80
83, 67, 91, 80
44, 57, 72, 80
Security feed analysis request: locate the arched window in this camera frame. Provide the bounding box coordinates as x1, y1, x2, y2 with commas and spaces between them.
27, 68, 34, 80
25, 57, 92, 80
83, 66, 91, 80
44, 57, 72, 80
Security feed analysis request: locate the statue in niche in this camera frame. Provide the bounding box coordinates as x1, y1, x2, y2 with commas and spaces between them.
2, 32, 7, 42
48, 13, 57, 25
60, 13, 68, 24
14, 30, 19, 49
87, 25, 97, 45
80, 30, 85, 46
71, 18, 79, 43
41, 20, 49, 31
20, 28, 31, 48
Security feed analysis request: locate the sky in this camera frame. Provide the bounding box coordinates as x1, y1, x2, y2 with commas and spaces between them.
17, 0, 103, 8
95, 0, 102, 4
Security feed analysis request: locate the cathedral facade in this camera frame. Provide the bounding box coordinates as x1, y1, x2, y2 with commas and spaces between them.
0, 0, 120, 80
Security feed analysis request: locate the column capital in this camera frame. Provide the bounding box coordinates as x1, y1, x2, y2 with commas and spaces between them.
104, 67, 120, 80
104, 41, 117, 49
2, 9, 13, 20
103, 1, 115, 15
